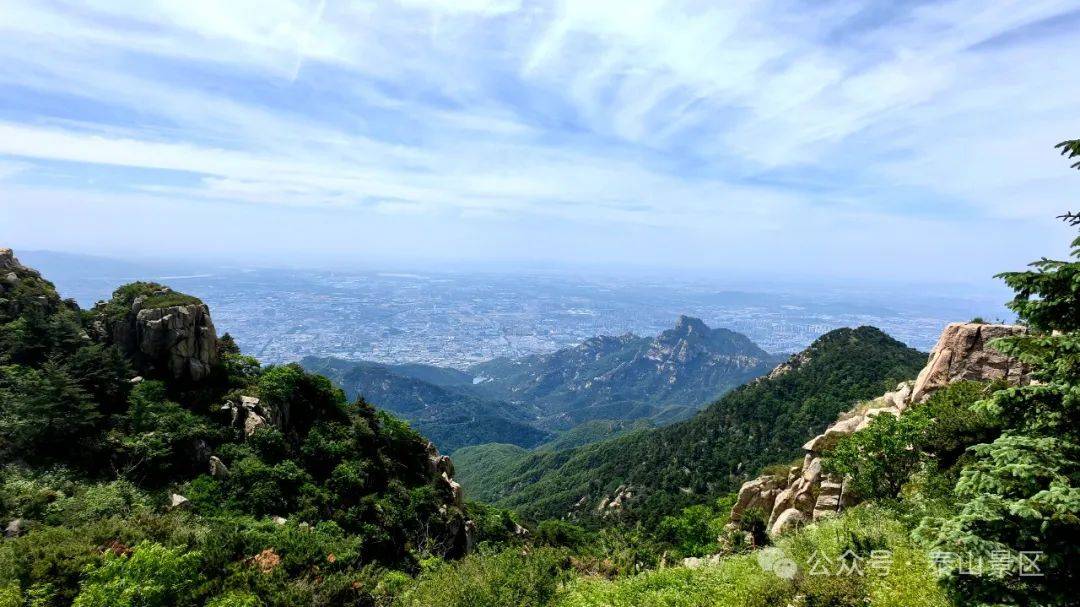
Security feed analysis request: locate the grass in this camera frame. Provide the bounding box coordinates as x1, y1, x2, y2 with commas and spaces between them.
555, 506, 949, 607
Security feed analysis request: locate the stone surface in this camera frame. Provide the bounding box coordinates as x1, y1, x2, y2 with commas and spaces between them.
96, 289, 219, 382
209, 456, 230, 478
910, 322, 1029, 403
168, 493, 190, 510
769, 508, 807, 537
5, 518, 25, 538
730, 475, 785, 523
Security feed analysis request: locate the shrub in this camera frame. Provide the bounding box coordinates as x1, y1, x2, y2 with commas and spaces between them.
824, 408, 929, 500
73, 542, 202, 607
394, 547, 568, 607
536, 520, 590, 550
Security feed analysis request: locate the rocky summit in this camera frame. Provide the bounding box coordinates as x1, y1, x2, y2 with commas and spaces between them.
90, 283, 219, 382
468, 316, 781, 428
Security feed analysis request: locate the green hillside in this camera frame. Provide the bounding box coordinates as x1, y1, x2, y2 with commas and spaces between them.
0, 249, 489, 606
457, 326, 926, 524
301, 357, 551, 452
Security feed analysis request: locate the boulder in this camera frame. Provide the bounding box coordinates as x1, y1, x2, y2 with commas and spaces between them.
802, 415, 863, 453
209, 456, 230, 478
95, 288, 219, 382
910, 322, 1029, 403
812, 480, 844, 520
168, 493, 190, 510
5, 518, 25, 538
731, 475, 785, 522
768, 487, 794, 526
769, 508, 806, 537
222, 396, 285, 438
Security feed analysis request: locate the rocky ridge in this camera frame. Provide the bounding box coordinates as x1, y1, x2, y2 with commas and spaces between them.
468, 316, 779, 428
730, 322, 1030, 537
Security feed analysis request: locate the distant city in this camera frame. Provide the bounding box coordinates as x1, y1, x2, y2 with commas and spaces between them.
24, 251, 1012, 368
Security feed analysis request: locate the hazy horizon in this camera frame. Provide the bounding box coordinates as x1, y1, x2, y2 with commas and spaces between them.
2, 1, 1079, 283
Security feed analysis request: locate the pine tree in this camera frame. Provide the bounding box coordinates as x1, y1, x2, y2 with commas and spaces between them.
917, 142, 1080, 606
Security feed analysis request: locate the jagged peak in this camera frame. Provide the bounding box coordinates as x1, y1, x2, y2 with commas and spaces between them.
673, 314, 708, 335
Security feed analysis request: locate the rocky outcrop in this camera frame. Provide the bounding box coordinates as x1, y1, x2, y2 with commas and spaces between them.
221, 395, 287, 438
910, 322, 1029, 403
423, 442, 474, 551
0, 248, 67, 317
769, 508, 807, 536
0, 247, 25, 278
730, 322, 1030, 537
209, 456, 230, 478
94, 286, 218, 382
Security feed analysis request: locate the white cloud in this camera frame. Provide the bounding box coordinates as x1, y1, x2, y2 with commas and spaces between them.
0, 0, 1078, 277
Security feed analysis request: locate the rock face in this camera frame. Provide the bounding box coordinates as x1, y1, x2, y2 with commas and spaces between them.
730, 322, 1030, 537
98, 291, 219, 382
910, 322, 1029, 403
424, 442, 474, 552
221, 395, 289, 438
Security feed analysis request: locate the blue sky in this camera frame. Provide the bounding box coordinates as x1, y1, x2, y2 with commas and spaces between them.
0, 0, 1078, 282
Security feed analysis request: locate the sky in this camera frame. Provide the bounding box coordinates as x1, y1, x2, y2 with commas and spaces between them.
0, 0, 1078, 283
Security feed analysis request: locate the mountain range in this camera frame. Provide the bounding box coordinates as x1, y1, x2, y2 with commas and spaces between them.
303, 315, 781, 451
452, 326, 927, 524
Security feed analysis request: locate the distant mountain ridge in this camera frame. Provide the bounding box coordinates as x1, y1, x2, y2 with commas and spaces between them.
304, 317, 779, 450
300, 357, 550, 453
468, 315, 782, 429
453, 326, 927, 524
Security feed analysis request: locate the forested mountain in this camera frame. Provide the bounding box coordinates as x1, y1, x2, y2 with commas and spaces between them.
0, 248, 491, 606
301, 357, 551, 452
469, 315, 781, 429
454, 326, 926, 524
303, 317, 777, 452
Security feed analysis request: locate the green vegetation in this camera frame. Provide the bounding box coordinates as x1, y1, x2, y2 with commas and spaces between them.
0, 260, 491, 605
2, 141, 1077, 606
96, 282, 202, 323
534, 419, 654, 453
457, 326, 925, 524
914, 210, 1080, 604
301, 357, 551, 452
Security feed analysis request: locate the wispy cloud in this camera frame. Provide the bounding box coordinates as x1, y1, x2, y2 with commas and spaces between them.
0, 0, 1078, 276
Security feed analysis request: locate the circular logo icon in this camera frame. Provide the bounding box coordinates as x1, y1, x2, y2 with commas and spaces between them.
756, 547, 798, 580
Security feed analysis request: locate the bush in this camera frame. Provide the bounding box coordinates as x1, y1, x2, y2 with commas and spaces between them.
536, 520, 590, 550
824, 410, 928, 500
558, 552, 791, 607
72, 542, 203, 607
394, 547, 568, 607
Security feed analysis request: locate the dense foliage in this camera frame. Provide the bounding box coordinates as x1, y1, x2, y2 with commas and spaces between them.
0, 263, 494, 606
914, 213, 1080, 605
301, 357, 551, 452
457, 326, 925, 524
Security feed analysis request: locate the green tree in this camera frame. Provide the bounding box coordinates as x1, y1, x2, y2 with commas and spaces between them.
825, 409, 930, 500
0, 363, 102, 462
918, 141, 1080, 606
